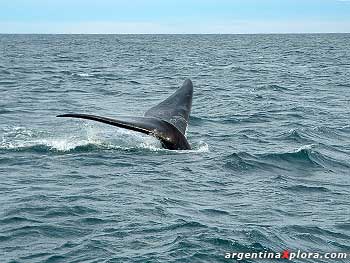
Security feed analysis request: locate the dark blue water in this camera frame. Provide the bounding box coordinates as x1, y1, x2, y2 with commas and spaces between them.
1, 34, 350, 263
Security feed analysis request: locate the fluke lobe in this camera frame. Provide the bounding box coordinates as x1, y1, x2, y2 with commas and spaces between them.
57, 79, 193, 150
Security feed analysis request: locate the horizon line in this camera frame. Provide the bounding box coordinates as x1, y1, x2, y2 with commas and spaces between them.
1, 32, 349, 35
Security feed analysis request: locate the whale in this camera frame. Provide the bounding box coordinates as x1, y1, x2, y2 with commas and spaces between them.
57, 79, 193, 150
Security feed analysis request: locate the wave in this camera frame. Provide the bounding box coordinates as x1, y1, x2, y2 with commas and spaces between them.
284, 225, 350, 240
261, 145, 321, 167
128, 80, 142, 85
224, 145, 349, 173
200, 208, 230, 216
0, 109, 13, 115
256, 84, 290, 91
2, 141, 109, 153
314, 126, 349, 138
275, 127, 350, 170
282, 185, 330, 193
0, 126, 208, 154
189, 115, 210, 125
224, 152, 281, 172
220, 113, 270, 124
1, 134, 161, 153
276, 128, 312, 143
312, 126, 350, 140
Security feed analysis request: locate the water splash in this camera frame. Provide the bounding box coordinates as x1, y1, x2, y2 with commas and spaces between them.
192, 141, 210, 153
72, 72, 92, 77
0, 125, 209, 153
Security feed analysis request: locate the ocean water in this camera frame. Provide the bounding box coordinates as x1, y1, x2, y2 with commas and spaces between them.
0, 34, 350, 263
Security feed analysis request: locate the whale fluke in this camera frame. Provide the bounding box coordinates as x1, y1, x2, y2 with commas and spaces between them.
57, 79, 193, 150
145, 78, 193, 134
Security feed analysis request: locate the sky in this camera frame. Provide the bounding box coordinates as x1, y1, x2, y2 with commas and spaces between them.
0, 0, 350, 34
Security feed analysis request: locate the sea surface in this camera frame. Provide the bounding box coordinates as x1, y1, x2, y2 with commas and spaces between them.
0, 34, 350, 263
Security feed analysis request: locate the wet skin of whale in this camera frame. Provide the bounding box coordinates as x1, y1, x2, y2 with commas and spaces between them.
57, 79, 194, 150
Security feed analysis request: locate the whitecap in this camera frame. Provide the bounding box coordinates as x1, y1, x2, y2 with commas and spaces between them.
74, 73, 92, 77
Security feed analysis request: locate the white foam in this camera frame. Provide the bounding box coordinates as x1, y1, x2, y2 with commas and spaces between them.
295, 144, 314, 152
39, 138, 93, 151
76, 73, 92, 77
1, 125, 207, 153
196, 141, 210, 153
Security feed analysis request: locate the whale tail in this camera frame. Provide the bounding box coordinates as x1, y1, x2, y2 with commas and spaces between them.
144, 78, 193, 134
56, 79, 193, 150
